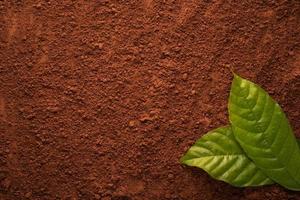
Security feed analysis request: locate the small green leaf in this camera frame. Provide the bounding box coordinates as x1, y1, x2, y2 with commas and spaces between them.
229, 74, 300, 191
180, 126, 273, 187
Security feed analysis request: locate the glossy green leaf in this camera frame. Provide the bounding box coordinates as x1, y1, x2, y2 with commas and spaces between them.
229, 74, 300, 191
180, 126, 273, 187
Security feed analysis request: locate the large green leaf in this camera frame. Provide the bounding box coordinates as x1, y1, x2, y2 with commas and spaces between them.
229, 74, 300, 191
180, 126, 273, 187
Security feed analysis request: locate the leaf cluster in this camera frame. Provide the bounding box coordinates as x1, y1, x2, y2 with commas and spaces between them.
181, 74, 300, 191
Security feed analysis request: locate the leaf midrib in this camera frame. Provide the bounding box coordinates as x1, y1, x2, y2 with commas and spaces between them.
184, 154, 245, 161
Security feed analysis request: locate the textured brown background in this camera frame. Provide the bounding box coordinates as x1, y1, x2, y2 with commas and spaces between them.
0, 0, 300, 199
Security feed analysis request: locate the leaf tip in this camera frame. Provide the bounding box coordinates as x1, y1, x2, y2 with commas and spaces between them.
232, 72, 243, 82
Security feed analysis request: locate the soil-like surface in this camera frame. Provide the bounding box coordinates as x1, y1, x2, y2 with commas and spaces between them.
0, 0, 300, 200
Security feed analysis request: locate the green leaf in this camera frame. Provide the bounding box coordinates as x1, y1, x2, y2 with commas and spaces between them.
180, 126, 273, 187
229, 74, 300, 191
